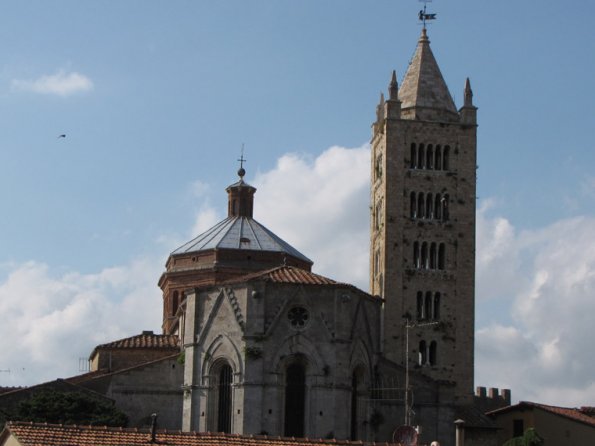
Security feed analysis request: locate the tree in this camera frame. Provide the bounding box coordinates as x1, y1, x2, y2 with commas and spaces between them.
7, 390, 128, 427
503, 428, 544, 446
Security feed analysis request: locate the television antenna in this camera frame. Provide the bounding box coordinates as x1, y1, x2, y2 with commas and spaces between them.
418, 0, 437, 28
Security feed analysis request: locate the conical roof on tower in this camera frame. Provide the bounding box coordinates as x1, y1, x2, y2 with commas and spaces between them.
398, 28, 458, 121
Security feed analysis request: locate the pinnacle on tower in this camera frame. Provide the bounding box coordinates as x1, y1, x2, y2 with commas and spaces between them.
464, 77, 474, 107
389, 70, 399, 100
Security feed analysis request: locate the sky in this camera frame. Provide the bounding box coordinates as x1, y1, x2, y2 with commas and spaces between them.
0, 1, 594, 408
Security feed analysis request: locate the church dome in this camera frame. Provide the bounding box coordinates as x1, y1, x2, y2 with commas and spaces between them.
159, 167, 313, 334
171, 215, 311, 264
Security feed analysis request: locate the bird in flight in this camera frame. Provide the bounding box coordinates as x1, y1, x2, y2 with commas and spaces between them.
57, 134, 66, 138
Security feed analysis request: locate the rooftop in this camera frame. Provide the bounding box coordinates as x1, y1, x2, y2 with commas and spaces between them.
171, 217, 312, 264
226, 266, 376, 299
1, 422, 395, 446
89, 332, 179, 359
398, 28, 458, 121
488, 401, 595, 428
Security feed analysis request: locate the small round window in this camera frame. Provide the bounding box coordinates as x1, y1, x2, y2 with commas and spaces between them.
288, 307, 309, 329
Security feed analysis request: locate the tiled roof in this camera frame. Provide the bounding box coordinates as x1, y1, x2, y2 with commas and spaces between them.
64, 370, 111, 385
171, 216, 312, 264
67, 354, 180, 385
93, 332, 179, 351
488, 401, 595, 428
2, 422, 394, 446
229, 266, 377, 299
247, 266, 339, 285
0, 386, 23, 395
454, 405, 497, 429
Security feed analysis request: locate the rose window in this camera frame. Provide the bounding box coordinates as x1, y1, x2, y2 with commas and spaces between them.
288, 307, 309, 329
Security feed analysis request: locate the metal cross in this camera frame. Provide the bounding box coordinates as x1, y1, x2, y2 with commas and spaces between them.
238, 143, 247, 170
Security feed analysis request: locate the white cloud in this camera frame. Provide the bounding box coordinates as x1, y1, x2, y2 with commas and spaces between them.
252, 145, 371, 288
11, 70, 94, 96
476, 210, 595, 406
0, 258, 162, 386
190, 205, 220, 238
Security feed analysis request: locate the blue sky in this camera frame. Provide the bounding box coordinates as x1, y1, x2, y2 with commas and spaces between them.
1, 1, 595, 406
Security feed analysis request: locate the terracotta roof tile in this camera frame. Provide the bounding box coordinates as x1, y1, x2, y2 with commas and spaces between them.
95, 332, 179, 350
227, 266, 378, 300
4, 422, 395, 446
488, 401, 595, 428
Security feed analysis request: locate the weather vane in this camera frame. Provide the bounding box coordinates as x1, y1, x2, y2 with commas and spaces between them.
418, 0, 437, 28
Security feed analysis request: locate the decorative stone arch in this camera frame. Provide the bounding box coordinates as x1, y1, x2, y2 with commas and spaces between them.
269, 335, 326, 438
202, 334, 243, 382
269, 333, 324, 376
201, 335, 243, 434
348, 339, 373, 383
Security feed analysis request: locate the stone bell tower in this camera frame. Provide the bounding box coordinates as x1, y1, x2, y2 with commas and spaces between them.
369, 28, 477, 400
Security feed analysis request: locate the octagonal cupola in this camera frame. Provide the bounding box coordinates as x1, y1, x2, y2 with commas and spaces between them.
159, 165, 313, 334
226, 166, 256, 218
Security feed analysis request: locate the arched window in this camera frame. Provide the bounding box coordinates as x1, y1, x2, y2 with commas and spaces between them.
284, 362, 306, 438
418, 341, 427, 365
421, 242, 428, 269
442, 194, 449, 221
426, 193, 433, 220
410, 192, 417, 218
172, 291, 179, 315
429, 243, 437, 269
433, 293, 441, 320
425, 292, 432, 320
418, 144, 425, 169
417, 194, 425, 219
413, 242, 420, 268
375, 154, 383, 180
435, 145, 442, 170
208, 361, 233, 433
217, 365, 233, 432
443, 146, 450, 170
410, 143, 417, 169
374, 250, 380, 278
438, 243, 446, 270
416, 291, 423, 320
429, 342, 437, 365
426, 145, 433, 170
434, 194, 442, 220
375, 200, 383, 229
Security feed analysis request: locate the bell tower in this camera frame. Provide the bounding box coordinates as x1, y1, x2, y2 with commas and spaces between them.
370, 28, 477, 399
